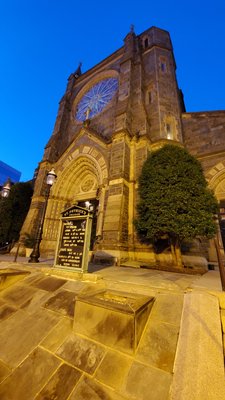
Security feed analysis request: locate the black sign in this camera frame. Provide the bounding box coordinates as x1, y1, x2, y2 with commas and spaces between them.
56, 219, 86, 268
61, 205, 89, 218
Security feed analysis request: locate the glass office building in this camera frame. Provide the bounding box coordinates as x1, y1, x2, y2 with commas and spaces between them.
0, 161, 21, 185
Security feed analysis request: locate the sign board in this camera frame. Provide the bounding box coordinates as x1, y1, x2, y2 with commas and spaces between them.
54, 205, 93, 272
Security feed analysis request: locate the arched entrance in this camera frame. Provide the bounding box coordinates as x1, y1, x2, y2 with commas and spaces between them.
207, 164, 225, 257
41, 152, 108, 255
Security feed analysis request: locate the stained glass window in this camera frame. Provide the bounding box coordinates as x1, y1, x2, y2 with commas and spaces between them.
75, 78, 118, 121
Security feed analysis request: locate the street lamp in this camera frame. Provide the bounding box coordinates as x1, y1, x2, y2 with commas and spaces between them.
1, 178, 12, 198
29, 168, 57, 263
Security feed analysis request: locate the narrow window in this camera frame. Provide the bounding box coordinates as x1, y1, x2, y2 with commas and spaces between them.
166, 123, 171, 133
166, 123, 173, 139
161, 62, 166, 72
148, 91, 153, 104
144, 38, 148, 48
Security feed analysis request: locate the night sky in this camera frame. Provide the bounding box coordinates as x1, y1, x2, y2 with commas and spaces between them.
1, 0, 225, 181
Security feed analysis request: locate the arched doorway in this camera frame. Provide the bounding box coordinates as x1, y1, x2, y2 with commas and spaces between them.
42, 153, 108, 255
207, 165, 225, 259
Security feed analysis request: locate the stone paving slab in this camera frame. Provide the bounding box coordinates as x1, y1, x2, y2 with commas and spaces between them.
21, 289, 52, 314
40, 317, 73, 352
136, 320, 179, 372
0, 308, 60, 368
0, 269, 30, 290
95, 349, 132, 390
61, 279, 87, 293
21, 272, 46, 285
31, 275, 67, 291
124, 360, 172, 400
0, 304, 17, 321
35, 363, 82, 400
190, 270, 223, 291
150, 293, 184, 326
44, 289, 76, 317
105, 280, 157, 298
0, 347, 60, 400
70, 376, 128, 400
2, 283, 37, 306
0, 361, 10, 385
56, 333, 106, 374
96, 266, 198, 292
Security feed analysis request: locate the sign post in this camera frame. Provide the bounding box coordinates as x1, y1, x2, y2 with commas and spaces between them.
54, 205, 93, 272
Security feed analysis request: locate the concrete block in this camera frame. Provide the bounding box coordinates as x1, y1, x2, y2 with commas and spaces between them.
73, 290, 154, 354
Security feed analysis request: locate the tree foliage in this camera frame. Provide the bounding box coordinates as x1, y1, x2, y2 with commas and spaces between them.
134, 144, 218, 267
0, 182, 33, 245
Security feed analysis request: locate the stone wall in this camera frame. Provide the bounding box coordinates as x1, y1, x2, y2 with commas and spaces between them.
183, 111, 225, 158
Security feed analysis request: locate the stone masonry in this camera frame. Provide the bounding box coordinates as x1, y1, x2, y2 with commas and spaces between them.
20, 25, 225, 265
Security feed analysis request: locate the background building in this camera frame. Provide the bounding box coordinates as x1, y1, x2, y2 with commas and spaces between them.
0, 161, 21, 186
21, 26, 225, 265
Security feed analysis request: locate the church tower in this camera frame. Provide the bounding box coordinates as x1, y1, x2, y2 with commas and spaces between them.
21, 26, 185, 264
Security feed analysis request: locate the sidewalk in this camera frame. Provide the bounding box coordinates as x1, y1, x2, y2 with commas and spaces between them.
0, 253, 223, 293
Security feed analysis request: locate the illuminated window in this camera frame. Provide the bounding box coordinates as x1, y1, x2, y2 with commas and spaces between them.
166, 123, 173, 139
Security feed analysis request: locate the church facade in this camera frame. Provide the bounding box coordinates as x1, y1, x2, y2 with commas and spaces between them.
21, 26, 225, 265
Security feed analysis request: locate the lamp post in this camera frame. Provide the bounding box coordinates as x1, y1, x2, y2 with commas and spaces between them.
0, 178, 12, 251
29, 168, 57, 263
214, 213, 225, 291
1, 178, 12, 198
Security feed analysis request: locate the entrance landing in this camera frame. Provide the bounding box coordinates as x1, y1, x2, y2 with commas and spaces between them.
0, 258, 224, 399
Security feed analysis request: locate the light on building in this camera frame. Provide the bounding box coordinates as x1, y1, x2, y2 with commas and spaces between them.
1, 178, 12, 198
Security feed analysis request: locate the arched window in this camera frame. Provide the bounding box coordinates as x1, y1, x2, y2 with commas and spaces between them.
161, 62, 166, 72
148, 91, 153, 104
166, 123, 173, 139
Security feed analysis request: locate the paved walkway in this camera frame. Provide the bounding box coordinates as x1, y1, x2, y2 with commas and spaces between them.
0, 255, 224, 399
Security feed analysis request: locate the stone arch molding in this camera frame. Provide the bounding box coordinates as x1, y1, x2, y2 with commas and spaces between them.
52, 147, 108, 201
206, 161, 225, 200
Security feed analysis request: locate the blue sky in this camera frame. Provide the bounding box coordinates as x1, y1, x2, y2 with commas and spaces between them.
1, 0, 225, 181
